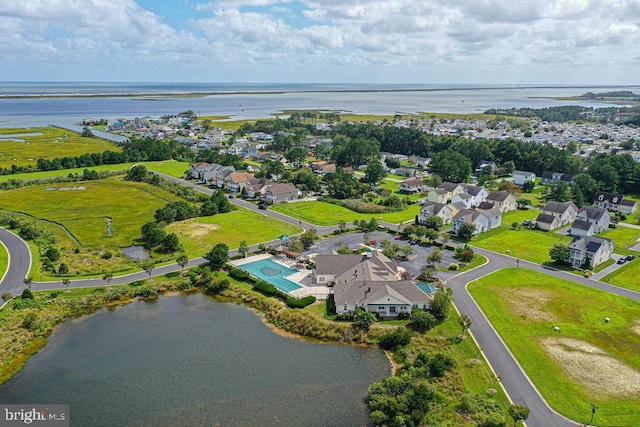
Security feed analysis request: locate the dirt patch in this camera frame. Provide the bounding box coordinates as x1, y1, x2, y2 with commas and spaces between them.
502, 288, 557, 323
631, 321, 640, 337
182, 223, 220, 238
541, 338, 640, 398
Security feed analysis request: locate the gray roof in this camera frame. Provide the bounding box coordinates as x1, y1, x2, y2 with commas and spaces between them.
440, 182, 462, 192
486, 190, 511, 202
334, 280, 432, 308
432, 188, 448, 195
477, 201, 495, 210
336, 253, 397, 284
569, 235, 613, 254
314, 254, 365, 275
595, 192, 625, 204
620, 199, 637, 207
451, 201, 468, 211
571, 220, 594, 231
420, 201, 449, 215
577, 206, 608, 221
544, 201, 577, 215
454, 192, 472, 200
513, 170, 534, 176
453, 208, 482, 222
463, 184, 486, 197
536, 213, 557, 224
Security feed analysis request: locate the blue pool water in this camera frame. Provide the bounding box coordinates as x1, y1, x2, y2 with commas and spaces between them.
416, 282, 436, 294
239, 258, 303, 293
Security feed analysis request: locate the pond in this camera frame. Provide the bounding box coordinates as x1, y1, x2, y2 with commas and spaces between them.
121, 245, 151, 261
0, 294, 390, 426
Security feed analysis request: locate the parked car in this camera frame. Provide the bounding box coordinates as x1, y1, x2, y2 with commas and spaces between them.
228, 194, 234, 199
258, 204, 268, 210
409, 239, 418, 245
394, 235, 402, 240
617, 258, 627, 265
626, 255, 636, 261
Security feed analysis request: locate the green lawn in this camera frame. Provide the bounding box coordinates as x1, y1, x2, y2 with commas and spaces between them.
471, 226, 572, 264
0, 127, 120, 169
271, 201, 422, 226
602, 259, 640, 292
469, 268, 640, 426
0, 240, 8, 283
166, 208, 302, 258
0, 178, 181, 247
597, 226, 640, 255
501, 208, 540, 224
0, 160, 190, 183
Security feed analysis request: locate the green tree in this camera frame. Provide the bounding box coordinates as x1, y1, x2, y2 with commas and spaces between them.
549, 243, 570, 265
141, 260, 155, 277
161, 233, 181, 252
21, 288, 34, 299
141, 222, 166, 246
45, 247, 61, 262
58, 263, 69, 275
410, 310, 437, 332
205, 243, 229, 270
81, 126, 94, 137
457, 222, 477, 241
546, 181, 570, 202
238, 240, 249, 258
429, 150, 472, 183
426, 248, 443, 265
354, 311, 376, 331
362, 161, 387, 184
430, 286, 453, 321
300, 228, 319, 249
423, 215, 443, 230
458, 314, 472, 337
508, 404, 530, 427
125, 165, 148, 182
571, 173, 598, 205
103, 273, 113, 284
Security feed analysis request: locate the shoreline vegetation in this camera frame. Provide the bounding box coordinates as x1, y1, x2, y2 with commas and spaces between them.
3, 84, 639, 100
0, 269, 517, 425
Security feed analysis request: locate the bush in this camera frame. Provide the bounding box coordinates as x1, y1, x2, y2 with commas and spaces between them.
397, 312, 411, 320
326, 294, 336, 315
21, 288, 34, 300
379, 328, 413, 350
227, 266, 253, 283
133, 285, 160, 298
335, 313, 354, 321
448, 263, 459, 270
409, 310, 437, 332
204, 278, 230, 295
286, 295, 316, 308
101, 251, 113, 260
458, 394, 506, 427
21, 313, 38, 330
2, 292, 13, 301
253, 280, 277, 297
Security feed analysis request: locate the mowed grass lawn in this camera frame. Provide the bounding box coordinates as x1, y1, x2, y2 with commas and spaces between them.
468, 268, 640, 426
271, 201, 422, 226
0, 127, 120, 169
0, 178, 181, 247
0, 240, 8, 283
166, 208, 302, 258
501, 208, 540, 224
597, 226, 640, 255
602, 259, 640, 292
471, 225, 572, 264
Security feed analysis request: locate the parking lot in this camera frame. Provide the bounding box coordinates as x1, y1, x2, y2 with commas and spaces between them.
304, 231, 460, 280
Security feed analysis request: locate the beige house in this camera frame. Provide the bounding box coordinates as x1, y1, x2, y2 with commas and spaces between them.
427, 188, 448, 204
567, 236, 613, 268
483, 190, 517, 212
539, 201, 578, 228
224, 171, 255, 192
264, 183, 299, 204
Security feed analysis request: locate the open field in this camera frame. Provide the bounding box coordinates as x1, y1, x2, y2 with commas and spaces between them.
0, 178, 181, 247
0, 240, 8, 283
0, 160, 190, 183
597, 226, 640, 255
501, 208, 540, 224
468, 268, 640, 426
271, 200, 422, 226
166, 208, 302, 257
0, 127, 120, 169
602, 259, 640, 292
471, 225, 572, 264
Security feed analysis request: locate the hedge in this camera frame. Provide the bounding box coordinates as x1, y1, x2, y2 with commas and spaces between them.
286, 295, 316, 308
253, 280, 277, 297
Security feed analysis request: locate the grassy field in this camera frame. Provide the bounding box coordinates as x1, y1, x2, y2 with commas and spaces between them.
468, 268, 640, 426
471, 225, 572, 264
271, 201, 422, 226
0, 160, 190, 182
597, 226, 640, 255
602, 260, 640, 292
166, 208, 302, 257
501, 208, 540, 224
0, 178, 181, 247
0, 127, 120, 169
0, 240, 8, 283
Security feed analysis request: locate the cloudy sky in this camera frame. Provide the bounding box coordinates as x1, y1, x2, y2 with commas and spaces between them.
1, 0, 639, 84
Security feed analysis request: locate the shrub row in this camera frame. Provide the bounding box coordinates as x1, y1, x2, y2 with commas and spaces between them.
286, 295, 316, 308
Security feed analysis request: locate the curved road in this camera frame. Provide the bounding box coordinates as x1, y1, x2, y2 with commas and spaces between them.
3, 173, 640, 426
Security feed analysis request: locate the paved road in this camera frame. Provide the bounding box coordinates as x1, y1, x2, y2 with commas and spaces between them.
447, 247, 640, 427
0, 227, 32, 299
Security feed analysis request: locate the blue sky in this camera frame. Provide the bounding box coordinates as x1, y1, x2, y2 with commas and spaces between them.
1, 0, 639, 84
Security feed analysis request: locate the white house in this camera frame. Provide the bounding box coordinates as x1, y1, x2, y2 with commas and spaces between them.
462, 184, 488, 206
452, 208, 502, 236
224, 171, 255, 193
202, 164, 236, 187
575, 206, 610, 234
513, 170, 536, 186
594, 192, 625, 211
567, 236, 614, 268
535, 214, 559, 231
451, 192, 473, 209
398, 178, 428, 194
620, 199, 638, 215
419, 201, 454, 225
440, 182, 466, 200
538, 201, 578, 228
569, 220, 596, 237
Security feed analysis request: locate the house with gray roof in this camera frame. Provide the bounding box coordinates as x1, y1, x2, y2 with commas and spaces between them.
440, 182, 466, 199
535, 213, 559, 231
538, 201, 578, 229
569, 220, 595, 237
594, 192, 626, 211
513, 170, 536, 186
399, 178, 428, 194
620, 199, 638, 215
462, 184, 488, 206
484, 190, 517, 212
202, 163, 236, 187
427, 188, 448, 204
264, 183, 299, 204
575, 206, 610, 233
451, 192, 473, 209
567, 235, 613, 268
419, 201, 454, 225
452, 208, 502, 236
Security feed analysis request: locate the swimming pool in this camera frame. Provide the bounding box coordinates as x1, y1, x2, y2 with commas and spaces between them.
239, 258, 303, 293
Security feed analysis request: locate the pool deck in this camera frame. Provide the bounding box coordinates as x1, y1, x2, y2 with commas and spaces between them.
231, 254, 331, 299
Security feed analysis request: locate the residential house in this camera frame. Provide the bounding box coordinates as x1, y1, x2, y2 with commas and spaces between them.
264, 183, 299, 204
567, 236, 614, 268
575, 206, 610, 234
594, 192, 626, 211
203, 164, 236, 187
188, 162, 211, 180
246, 178, 273, 199
484, 190, 517, 212
540, 171, 573, 185
452, 208, 502, 236
224, 171, 256, 193
569, 220, 595, 237
475, 160, 498, 176
311, 161, 337, 175
414, 156, 430, 168
513, 170, 536, 186
314, 251, 432, 317
535, 214, 559, 231
419, 201, 454, 225
462, 184, 488, 206
620, 199, 638, 215
394, 167, 416, 178
538, 201, 578, 228
451, 192, 473, 209
398, 178, 428, 194
427, 188, 448, 204
440, 182, 466, 200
